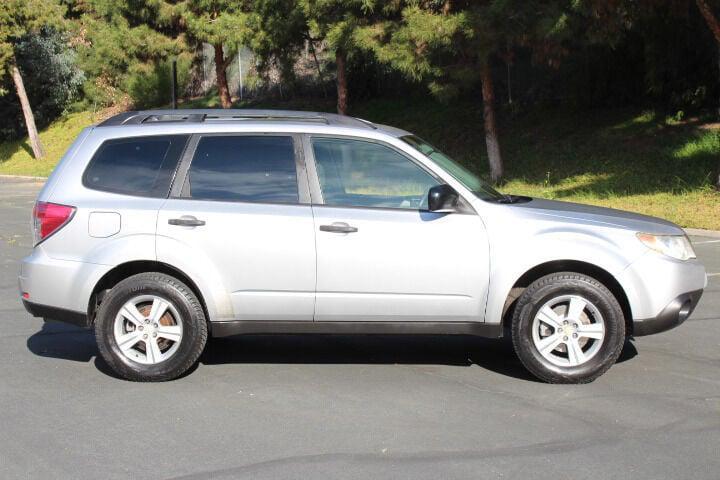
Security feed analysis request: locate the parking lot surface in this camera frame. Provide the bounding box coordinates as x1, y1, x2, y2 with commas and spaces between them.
1, 177, 718, 479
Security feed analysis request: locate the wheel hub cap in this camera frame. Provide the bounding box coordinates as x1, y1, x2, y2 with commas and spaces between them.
113, 295, 184, 365
531, 294, 606, 368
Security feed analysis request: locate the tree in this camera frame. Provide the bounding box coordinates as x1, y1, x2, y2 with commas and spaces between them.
301, 1, 396, 115
72, 0, 185, 107
180, 0, 250, 108
357, 3, 507, 181
0, 0, 65, 158
694, 0, 720, 188
245, 0, 307, 93
0, 28, 86, 139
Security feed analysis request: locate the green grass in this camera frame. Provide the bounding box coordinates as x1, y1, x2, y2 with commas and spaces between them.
2, 96, 719, 229
353, 100, 720, 230
0, 110, 101, 177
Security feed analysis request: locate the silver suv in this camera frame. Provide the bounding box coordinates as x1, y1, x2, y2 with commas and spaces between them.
19, 109, 707, 383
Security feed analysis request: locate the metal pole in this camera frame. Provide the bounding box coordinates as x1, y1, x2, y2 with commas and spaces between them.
238, 49, 243, 102
171, 59, 177, 109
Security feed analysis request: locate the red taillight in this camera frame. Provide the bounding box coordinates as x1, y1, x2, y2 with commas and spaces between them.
32, 201, 76, 245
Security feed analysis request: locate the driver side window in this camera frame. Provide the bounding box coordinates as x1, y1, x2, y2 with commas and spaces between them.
311, 137, 439, 210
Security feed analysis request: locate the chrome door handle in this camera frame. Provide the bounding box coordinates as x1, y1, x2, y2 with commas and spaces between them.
319, 222, 358, 233
168, 216, 206, 227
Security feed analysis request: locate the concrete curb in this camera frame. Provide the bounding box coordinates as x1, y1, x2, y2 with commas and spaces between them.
684, 228, 720, 239
0, 174, 46, 181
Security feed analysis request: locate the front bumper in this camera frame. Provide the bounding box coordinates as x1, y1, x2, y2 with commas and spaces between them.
632, 289, 703, 336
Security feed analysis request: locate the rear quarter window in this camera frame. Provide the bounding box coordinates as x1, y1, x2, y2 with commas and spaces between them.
186, 135, 299, 204
83, 135, 189, 197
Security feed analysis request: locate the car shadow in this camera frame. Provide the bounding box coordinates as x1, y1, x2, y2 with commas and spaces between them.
26, 322, 638, 382
26, 320, 97, 362
201, 334, 540, 381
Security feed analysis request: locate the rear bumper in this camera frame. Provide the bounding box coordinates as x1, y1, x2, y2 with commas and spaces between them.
632, 289, 703, 336
19, 247, 111, 317
22, 299, 90, 328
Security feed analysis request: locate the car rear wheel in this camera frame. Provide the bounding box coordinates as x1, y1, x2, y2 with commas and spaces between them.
511, 272, 625, 384
95, 272, 207, 381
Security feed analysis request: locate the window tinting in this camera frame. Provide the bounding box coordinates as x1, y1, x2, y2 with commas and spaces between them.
312, 137, 439, 210
188, 136, 298, 203
83, 135, 188, 197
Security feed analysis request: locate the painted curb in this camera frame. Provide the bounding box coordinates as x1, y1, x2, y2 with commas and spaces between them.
684, 228, 720, 239
0, 174, 46, 181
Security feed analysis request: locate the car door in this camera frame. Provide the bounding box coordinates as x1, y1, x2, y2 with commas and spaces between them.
157, 133, 316, 321
306, 135, 490, 323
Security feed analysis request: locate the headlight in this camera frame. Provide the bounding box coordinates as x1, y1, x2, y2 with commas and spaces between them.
636, 233, 696, 261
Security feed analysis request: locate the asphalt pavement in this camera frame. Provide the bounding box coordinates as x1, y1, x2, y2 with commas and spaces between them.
1, 177, 718, 480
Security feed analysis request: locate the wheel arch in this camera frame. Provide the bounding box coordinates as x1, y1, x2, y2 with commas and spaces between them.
87, 261, 209, 326
501, 260, 633, 335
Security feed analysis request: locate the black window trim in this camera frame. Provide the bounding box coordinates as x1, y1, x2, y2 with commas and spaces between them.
303, 133, 476, 215
170, 132, 311, 206
82, 134, 191, 199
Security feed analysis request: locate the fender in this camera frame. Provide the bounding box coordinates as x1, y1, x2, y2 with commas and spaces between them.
484, 226, 645, 325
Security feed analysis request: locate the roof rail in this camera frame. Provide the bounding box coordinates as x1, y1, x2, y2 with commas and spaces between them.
97, 109, 374, 129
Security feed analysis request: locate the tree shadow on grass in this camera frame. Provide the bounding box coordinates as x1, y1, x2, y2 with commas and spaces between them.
501, 113, 719, 198
0, 139, 32, 168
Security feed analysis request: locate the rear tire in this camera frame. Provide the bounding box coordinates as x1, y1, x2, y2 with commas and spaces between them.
511, 272, 625, 384
95, 272, 207, 382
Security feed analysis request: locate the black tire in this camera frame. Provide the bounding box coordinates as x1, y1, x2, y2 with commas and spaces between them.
95, 272, 208, 382
511, 272, 625, 384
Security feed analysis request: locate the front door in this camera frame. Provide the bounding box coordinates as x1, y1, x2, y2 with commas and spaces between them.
307, 136, 489, 323
157, 134, 316, 321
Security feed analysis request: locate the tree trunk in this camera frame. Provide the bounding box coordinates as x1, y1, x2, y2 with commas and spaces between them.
336, 50, 348, 115
694, 0, 720, 188
11, 62, 44, 159
309, 39, 327, 98
214, 44, 232, 109
480, 61, 503, 183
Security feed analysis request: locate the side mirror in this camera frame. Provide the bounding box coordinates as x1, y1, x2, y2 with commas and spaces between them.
428, 184, 459, 212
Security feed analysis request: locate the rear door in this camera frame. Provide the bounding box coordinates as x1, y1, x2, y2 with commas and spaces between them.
306, 135, 490, 323
157, 133, 316, 321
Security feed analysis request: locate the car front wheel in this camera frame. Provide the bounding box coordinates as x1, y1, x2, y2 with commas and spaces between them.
511, 272, 626, 384
95, 272, 207, 381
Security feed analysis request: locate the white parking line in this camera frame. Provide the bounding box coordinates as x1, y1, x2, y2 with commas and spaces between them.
693, 240, 720, 245
708, 273, 720, 277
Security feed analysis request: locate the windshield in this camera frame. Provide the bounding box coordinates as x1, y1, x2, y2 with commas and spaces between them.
401, 135, 504, 201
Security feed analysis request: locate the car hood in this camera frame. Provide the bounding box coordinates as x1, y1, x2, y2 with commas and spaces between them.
509, 198, 684, 235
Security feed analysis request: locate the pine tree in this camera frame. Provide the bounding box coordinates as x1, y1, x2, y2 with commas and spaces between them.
356, 1, 563, 183
180, 0, 250, 108
300, 0, 397, 115
72, 0, 185, 107
0, 0, 66, 159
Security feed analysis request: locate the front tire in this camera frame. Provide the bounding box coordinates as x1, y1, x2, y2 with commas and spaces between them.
95, 272, 208, 382
511, 272, 625, 384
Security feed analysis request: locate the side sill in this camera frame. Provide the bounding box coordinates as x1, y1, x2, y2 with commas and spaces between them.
22, 299, 90, 329
210, 320, 504, 338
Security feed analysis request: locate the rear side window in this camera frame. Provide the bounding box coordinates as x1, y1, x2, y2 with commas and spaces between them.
83, 135, 188, 197
187, 135, 298, 203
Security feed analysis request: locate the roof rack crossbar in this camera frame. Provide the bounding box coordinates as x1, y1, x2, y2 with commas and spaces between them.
139, 113, 206, 124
